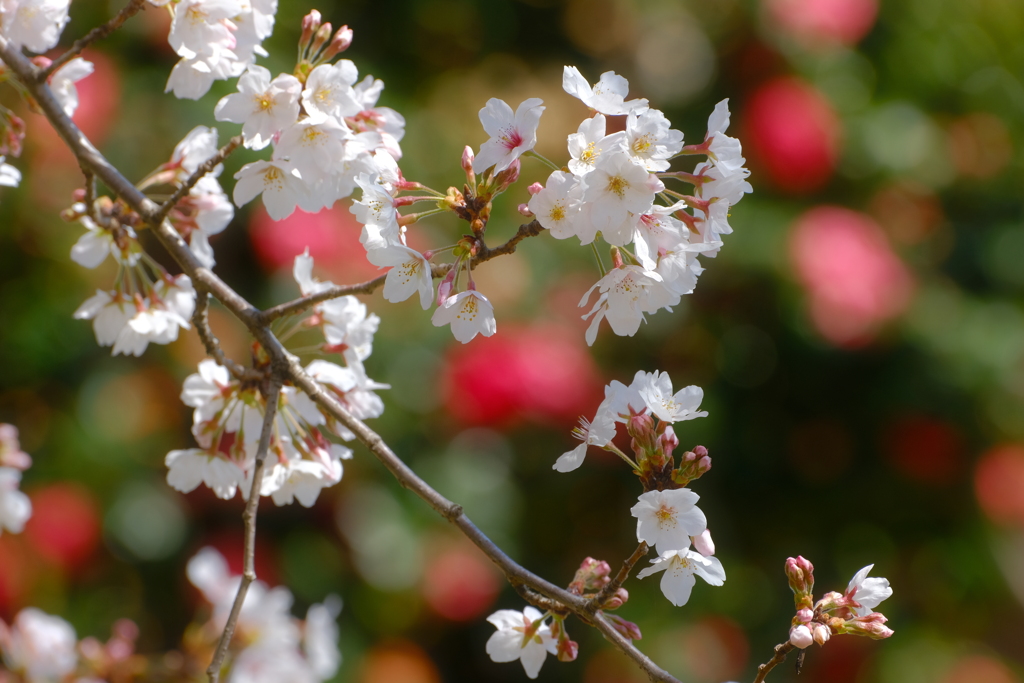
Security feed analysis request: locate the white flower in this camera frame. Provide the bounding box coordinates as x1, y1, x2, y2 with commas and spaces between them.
528, 170, 583, 239
304, 598, 342, 680
351, 174, 401, 250
431, 289, 497, 343
636, 371, 708, 423
369, 244, 434, 310
49, 57, 93, 117
567, 114, 626, 177
580, 152, 662, 245
73, 290, 134, 347
171, 126, 221, 178
301, 60, 361, 121
69, 218, 138, 269
637, 548, 726, 607
472, 97, 545, 174
705, 99, 745, 174
0, 0, 71, 54
0, 467, 31, 535
0, 608, 78, 683
0, 157, 20, 188
320, 296, 379, 363
164, 52, 236, 100
631, 488, 707, 553
553, 408, 616, 473
168, 0, 243, 60
579, 265, 663, 343
215, 65, 302, 150
233, 160, 308, 220
274, 116, 350, 184
562, 66, 648, 116
846, 564, 892, 617
625, 108, 683, 172
485, 607, 557, 680
165, 448, 246, 499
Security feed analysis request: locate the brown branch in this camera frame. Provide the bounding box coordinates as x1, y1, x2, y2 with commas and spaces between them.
260, 219, 546, 323
192, 291, 263, 381
156, 135, 243, 223
38, 0, 147, 81
753, 641, 796, 683
206, 374, 282, 683
587, 542, 649, 613
0, 39, 682, 683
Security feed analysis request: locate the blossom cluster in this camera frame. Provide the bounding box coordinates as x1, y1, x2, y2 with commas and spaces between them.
222, 13, 404, 221
165, 251, 387, 506
528, 70, 752, 345
185, 547, 340, 683
0, 424, 32, 536
155, 0, 277, 100
785, 556, 894, 649
68, 126, 237, 355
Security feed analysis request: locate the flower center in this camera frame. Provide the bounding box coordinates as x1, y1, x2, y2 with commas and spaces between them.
606, 175, 629, 198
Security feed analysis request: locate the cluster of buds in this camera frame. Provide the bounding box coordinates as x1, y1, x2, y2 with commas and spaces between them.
785, 556, 894, 652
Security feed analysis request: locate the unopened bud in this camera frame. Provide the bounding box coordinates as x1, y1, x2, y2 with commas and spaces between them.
786, 556, 815, 609
332, 25, 353, 51
300, 10, 321, 45
795, 608, 813, 624
527, 181, 544, 195
603, 587, 629, 610
789, 624, 813, 649
812, 623, 831, 645
658, 425, 678, 458
493, 158, 521, 192
517, 203, 533, 217
310, 22, 333, 56
557, 637, 579, 662
697, 455, 711, 473
692, 445, 708, 458
605, 614, 642, 641
843, 612, 894, 639
610, 245, 625, 269
814, 591, 846, 613
692, 529, 715, 557
569, 557, 612, 593
436, 269, 456, 306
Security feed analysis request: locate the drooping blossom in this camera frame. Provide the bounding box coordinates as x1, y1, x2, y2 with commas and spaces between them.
472, 97, 546, 174
485, 607, 558, 679
636, 548, 726, 607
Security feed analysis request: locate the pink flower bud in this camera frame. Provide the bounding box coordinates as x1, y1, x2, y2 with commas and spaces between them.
557, 638, 579, 662
462, 145, 475, 172
844, 612, 894, 639
812, 623, 831, 645
789, 624, 813, 649
300, 10, 321, 44
606, 614, 642, 641
658, 425, 678, 458
796, 608, 813, 624
610, 246, 625, 269
332, 25, 353, 52
692, 529, 715, 557
697, 455, 712, 473
517, 203, 534, 217
692, 445, 708, 458
494, 158, 520, 192
603, 588, 629, 610
436, 269, 456, 306
527, 181, 544, 195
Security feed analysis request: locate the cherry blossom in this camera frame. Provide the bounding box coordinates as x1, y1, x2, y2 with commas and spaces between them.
0, 156, 20, 189
0, 467, 30, 535
302, 60, 361, 121
0, 608, 78, 682
580, 153, 662, 245
472, 97, 545, 174
562, 66, 649, 116
432, 289, 497, 343
48, 57, 93, 117
631, 488, 707, 553
215, 65, 302, 149
637, 371, 708, 423
553, 405, 616, 473
528, 170, 583, 239
845, 564, 893, 616
371, 243, 435, 309
567, 114, 626, 177
579, 265, 663, 344
625, 108, 684, 172
485, 607, 558, 679
233, 159, 308, 220
705, 99, 745, 173
636, 548, 726, 607
0, 0, 70, 54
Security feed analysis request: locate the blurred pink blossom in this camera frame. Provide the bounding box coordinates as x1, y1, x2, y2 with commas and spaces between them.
790, 206, 914, 346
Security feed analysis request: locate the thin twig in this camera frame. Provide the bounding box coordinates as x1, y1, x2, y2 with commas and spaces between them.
156, 135, 243, 223
587, 542, 649, 613
206, 374, 282, 683
192, 291, 263, 381
38, 0, 147, 81
753, 641, 796, 683
260, 219, 546, 323
0, 40, 683, 683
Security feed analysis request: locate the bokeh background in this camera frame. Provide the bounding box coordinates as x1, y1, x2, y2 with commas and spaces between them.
2, 0, 1024, 680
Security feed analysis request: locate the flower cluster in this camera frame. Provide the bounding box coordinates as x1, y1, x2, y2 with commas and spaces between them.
68, 126, 239, 354
0, 0, 69, 54
0, 424, 31, 536
785, 556, 894, 649
526, 69, 752, 345
166, 251, 387, 506
155, 0, 278, 100
222, 13, 404, 220
184, 547, 340, 683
